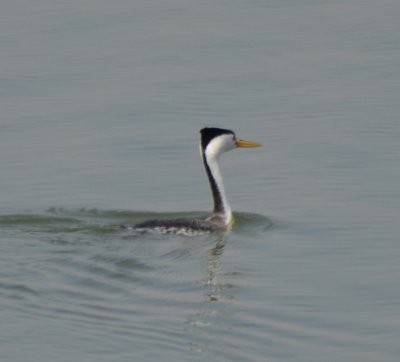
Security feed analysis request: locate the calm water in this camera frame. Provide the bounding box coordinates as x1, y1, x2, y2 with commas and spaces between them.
1, 1, 400, 361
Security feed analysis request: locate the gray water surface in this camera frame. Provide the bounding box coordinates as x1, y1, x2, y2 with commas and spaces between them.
1, 1, 400, 361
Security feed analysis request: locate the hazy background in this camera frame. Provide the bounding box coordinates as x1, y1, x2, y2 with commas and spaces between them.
1, 1, 399, 361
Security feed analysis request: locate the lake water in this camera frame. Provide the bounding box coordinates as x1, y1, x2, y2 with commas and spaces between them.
1, 1, 399, 361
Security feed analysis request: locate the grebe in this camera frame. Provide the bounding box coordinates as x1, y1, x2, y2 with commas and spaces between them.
134, 127, 262, 235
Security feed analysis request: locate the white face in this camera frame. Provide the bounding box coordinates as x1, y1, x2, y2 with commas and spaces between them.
203, 133, 236, 160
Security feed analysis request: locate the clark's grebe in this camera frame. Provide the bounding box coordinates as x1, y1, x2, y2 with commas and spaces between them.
134, 127, 262, 235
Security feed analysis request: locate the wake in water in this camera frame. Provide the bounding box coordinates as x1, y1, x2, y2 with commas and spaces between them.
0, 208, 274, 237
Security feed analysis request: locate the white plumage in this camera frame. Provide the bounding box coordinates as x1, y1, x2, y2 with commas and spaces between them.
133, 127, 261, 234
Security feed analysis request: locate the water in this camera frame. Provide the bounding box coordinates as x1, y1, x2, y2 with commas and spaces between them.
1, 0, 400, 361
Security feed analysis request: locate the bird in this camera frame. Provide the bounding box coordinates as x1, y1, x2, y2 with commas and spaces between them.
133, 127, 262, 235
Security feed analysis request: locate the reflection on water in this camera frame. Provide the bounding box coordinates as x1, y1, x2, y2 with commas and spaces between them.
203, 238, 226, 289
1, 0, 400, 360
185, 235, 242, 356
0, 208, 269, 360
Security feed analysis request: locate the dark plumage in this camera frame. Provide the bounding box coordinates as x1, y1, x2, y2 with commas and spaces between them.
130, 127, 261, 235
200, 127, 234, 152
134, 218, 216, 235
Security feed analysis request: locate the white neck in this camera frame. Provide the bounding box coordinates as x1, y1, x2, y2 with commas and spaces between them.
202, 142, 233, 227
207, 156, 232, 224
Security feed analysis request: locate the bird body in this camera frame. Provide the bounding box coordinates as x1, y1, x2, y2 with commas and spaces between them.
134, 127, 261, 234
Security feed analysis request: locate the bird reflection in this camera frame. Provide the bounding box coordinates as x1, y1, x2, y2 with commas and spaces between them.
203, 236, 226, 302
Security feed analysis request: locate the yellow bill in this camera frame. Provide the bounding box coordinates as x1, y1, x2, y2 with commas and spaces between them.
235, 138, 263, 148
